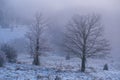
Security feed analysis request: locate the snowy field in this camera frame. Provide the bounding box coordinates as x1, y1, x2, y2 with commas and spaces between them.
1, 53, 116, 80
17, 53, 118, 72
0, 27, 120, 80
0, 56, 120, 80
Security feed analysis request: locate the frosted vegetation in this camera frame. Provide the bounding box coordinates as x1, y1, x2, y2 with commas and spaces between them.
0, 0, 120, 80
0, 15, 119, 80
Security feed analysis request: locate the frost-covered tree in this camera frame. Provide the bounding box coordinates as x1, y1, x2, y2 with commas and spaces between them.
0, 0, 4, 26
26, 13, 49, 65
62, 14, 110, 72
0, 0, 9, 28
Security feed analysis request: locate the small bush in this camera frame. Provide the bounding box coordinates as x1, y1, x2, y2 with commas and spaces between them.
55, 76, 61, 80
103, 64, 108, 70
65, 54, 70, 60
0, 43, 17, 63
0, 51, 6, 67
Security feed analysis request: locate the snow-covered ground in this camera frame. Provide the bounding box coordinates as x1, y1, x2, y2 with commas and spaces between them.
17, 54, 118, 72
0, 62, 120, 80
0, 27, 120, 80
13, 54, 120, 80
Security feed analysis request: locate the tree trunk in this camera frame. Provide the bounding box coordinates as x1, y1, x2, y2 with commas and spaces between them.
33, 53, 40, 65
81, 54, 86, 72
33, 38, 40, 65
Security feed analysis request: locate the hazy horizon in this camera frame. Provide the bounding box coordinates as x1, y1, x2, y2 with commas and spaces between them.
2, 0, 120, 58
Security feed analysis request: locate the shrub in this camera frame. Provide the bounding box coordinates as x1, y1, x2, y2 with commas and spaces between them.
55, 76, 61, 80
65, 54, 70, 60
0, 51, 6, 67
0, 43, 17, 63
103, 64, 108, 70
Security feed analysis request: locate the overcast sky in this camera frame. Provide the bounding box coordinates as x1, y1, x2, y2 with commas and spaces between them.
6, 0, 120, 57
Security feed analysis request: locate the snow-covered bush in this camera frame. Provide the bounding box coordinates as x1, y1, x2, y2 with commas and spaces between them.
0, 43, 17, 63
55, 76, 61, 80
0, 51, 6, 67
103, 64, 108, 70
65, 55, 70, 60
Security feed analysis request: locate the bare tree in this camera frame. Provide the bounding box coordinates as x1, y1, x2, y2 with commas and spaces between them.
0, 0, 9, 28
62, 14, 110, 72
0, 0, 4, 27
26, 13, 49, 65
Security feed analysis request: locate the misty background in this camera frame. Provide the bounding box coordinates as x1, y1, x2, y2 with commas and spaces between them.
1, 0, 120, 58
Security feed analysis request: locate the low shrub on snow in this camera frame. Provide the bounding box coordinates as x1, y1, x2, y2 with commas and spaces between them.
0, 51, 6, 67
65, 54, 70, 60
0, 43, 17, 63
103, 64, 108, 70
55, 76, 61, 80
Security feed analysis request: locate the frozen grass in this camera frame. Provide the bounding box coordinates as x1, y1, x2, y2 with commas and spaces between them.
0, 63, 120, 80
17, 54, 117, 72
0, 27, 120, 80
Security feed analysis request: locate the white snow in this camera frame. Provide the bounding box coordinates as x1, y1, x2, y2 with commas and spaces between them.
0, 63, 120, 80
0, 26, 120, 80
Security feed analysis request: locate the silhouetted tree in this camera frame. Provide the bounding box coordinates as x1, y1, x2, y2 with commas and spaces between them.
26, 13, 49, 65
62, 14, 110, 72
0, 0, 9, 28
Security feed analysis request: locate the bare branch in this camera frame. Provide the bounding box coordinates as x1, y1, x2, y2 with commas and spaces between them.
62, 14, 110, 72
25, 13, 50, 65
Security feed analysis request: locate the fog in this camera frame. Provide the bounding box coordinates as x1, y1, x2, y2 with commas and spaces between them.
3, 0, 120, 57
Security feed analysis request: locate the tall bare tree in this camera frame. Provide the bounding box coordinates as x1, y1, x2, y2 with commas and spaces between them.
0, 0, 4, 26
0, 0, 9, 28
63, 14, 110, 72
26, 13, 49, 65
